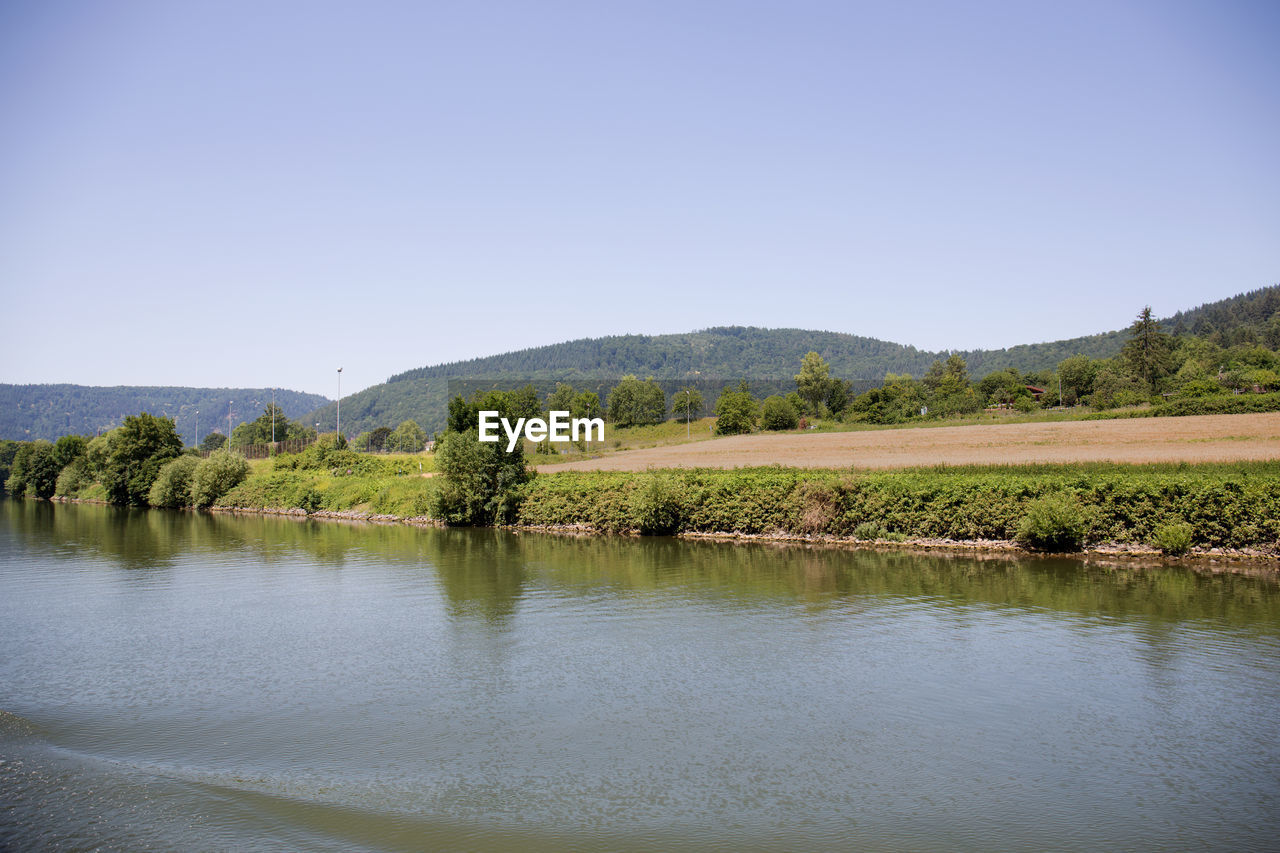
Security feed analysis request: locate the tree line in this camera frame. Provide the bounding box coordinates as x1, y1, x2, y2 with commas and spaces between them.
1, 413, 250, 509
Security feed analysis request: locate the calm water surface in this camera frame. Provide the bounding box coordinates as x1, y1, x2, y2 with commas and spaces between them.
2, 499, 1278, 851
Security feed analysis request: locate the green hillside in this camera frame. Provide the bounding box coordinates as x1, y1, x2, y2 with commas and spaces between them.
0, 385, 331, 445
307, 285, 1279, 436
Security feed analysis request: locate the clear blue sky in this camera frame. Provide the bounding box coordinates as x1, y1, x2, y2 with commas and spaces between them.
2, 0, 1277, 397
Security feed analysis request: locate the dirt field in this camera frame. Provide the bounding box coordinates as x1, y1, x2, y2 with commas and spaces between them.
536, 413, 1280, 472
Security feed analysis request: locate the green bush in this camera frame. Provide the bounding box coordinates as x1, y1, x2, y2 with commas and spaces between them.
1014, 396, 1038, 414
190, 450, 250, 508
853, 521, 886, 540
297, 487, 322, 513
761, 395, 800, 431
714, 387, 759, 435
1085, 392, 1280, 420
430, 429, 531, 525
1015, 492, 1090, 551
628, 474, 689, 535
1153, 521, 1194, 556
148, 455, 201, 507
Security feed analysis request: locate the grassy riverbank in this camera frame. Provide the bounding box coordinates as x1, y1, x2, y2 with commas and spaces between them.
212, 453, 1280, 555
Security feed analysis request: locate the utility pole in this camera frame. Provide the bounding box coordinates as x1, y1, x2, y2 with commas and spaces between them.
336, 368, 343, 440
194, 410, 199, 447
227, 400, 232, 445
271, 388, 276, 444
686, 388, 691, 439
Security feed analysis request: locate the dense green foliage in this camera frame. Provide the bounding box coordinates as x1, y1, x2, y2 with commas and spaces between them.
5, 440, 60, 499
605, 377, 667, 427
671, 386, 704, 423
190, 450, 251, 508
388, 420, 428, 453
0, 385, 329, 444
714, 384, 759, 435
1153, 521, 1194, 556
1015, 493, 1090, 551
1084, 393, 1280, 419
432, 390, 536, 525
516, 463, 1280, 550
101, 413, 184, 506
761, 395, 800, 430
148, 455, 202, 508
230, 404, 316, 447
431, 428, 531, 525
199, 432, 228, 451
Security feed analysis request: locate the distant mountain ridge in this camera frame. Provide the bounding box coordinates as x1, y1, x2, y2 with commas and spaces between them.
303, 285, 1279, 436
0, 385, 331, 444
6, 286, 1274, 443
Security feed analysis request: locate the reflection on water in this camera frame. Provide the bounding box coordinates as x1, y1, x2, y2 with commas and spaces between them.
2, 498, 1279, 852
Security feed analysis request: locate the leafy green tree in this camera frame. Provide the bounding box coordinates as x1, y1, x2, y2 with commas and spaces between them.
4, 440, 60, 499
1056, 355, 1097, 405
923, 354, 970, 396
52, 435, 88, 470
761, 395, 799, 430
190, 449, 250, 508
230, 404, 315, 446
430, 429, 532, 525
148, 455, 201, 508
606, 376, 666, 427
102, 413, 184, 506
1089, 365, 1149, 409
447, 394, 475, 433
84, 433, 115, 480
199, 431, 228, 452
1122, 306, 1174, 389
0, 440, 22, 493
826, 378, 852, 417
5, 443, 33, 495
546, 383, 576, 413
571, 391, 601, 420
389, 419, 427, 453
432, 391, 535, 526
25, 441, 60, 499
368, 426, 393, 452
849, 373, 927, 424
447, 386, 541, 434
671, 386, 704, 423
54, 457, 93, 498
978, 368, 1030, 407
714, 383, 759, 435
795, 351, 831, 413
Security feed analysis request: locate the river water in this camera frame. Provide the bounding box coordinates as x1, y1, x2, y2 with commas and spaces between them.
2, 499, 1278, 851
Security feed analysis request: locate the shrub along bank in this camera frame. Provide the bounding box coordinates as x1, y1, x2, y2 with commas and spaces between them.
514, 463, 1280, 552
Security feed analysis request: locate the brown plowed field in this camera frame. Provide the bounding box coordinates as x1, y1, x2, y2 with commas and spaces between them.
536, 413, 1280, 472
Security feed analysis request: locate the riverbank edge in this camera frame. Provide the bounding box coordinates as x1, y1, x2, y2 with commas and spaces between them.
185, 499, 1280, 575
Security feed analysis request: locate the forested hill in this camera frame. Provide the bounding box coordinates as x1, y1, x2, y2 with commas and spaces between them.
307, 285, 1279, 436
0, 385, 330, 444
